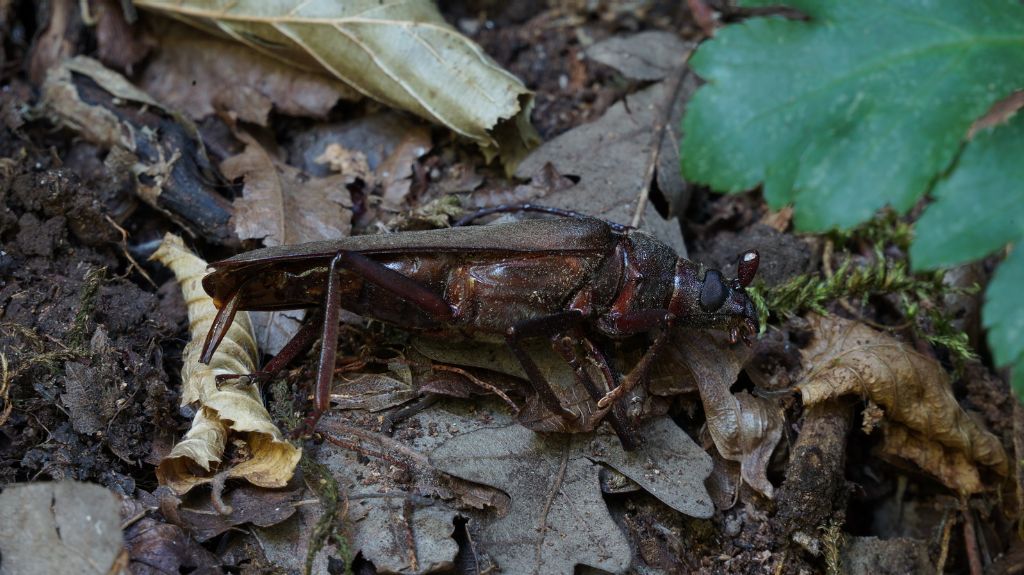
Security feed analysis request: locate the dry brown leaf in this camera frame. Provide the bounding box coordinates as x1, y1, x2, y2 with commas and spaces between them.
224, 132, 352, 246
42, 56, 236, 244
132, 0, 538, 167
676, 331, 783, 498
799, 314, 1008, 494
150, 233, 301, 494
514, 33, 697, 255
139, 19, 357, 124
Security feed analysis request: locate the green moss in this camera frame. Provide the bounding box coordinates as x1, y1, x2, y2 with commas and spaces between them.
70, 266, 106, 350
754, 218, 978, 366
301, 455, 352, 575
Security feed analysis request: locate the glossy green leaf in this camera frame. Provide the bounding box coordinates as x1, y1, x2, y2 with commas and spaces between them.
912, 114, 1024, 269
983, 246, 1024, 395
681, 0, 1024, 231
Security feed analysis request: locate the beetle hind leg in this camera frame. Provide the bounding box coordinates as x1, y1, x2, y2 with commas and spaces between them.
299, 249, 456, 436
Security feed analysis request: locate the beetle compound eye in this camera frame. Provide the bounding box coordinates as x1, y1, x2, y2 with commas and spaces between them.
700, 270, 728, 311
737, 250, 759, 288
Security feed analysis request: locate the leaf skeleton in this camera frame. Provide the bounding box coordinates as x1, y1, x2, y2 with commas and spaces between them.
200, 206, 760, 449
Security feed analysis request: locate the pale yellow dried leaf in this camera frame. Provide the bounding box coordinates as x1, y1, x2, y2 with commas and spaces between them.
131, 0, 538, 167
151, 234, 301, 494
799, 314, 1007, 493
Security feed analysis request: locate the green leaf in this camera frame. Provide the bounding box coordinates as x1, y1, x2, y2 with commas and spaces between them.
983, 245, 1024, 393
911, 114, 1024, 269
681, 0, 1024, 231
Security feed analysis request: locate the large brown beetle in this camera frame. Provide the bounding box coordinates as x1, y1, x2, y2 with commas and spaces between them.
200, 210, 759, 448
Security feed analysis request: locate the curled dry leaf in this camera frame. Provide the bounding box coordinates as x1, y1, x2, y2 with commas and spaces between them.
133, 0, 539, 167
150, 233, 301, 494
799, 314, 1008, 494
676, 331, 783, 498
41, 56, 236, 244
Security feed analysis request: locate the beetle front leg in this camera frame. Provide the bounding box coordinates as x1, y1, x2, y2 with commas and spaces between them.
552, 336, 639, 450
596, 310, 677, 409
214, 312, 322, 389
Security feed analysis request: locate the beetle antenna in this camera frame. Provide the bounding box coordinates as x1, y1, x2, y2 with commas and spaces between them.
737, 250, 760, 288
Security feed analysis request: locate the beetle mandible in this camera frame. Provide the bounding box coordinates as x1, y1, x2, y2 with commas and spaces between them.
199, 209, 759, 448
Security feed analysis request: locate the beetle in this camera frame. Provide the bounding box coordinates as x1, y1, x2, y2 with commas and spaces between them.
199, 210, 759, 448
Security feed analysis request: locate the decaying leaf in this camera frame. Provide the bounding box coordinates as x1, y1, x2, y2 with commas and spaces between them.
139, 19, 358, 124
224, 131, 352, 247
250, 309, 306, 356
0, 481, 128, 575
430, 416, 714, 575
332, 371, 419, 413
255, 428, 462, 575
150, 233, 301, 494
799, 314, 1008, 494
412, 337, 613, 434
41, 55, 235, 244
675, 331, 783, 498
123, 494, 223, 574
515, 32, 697, 254
158, 484, 301, 542
312, 120, 433, 213
132, 0, 539, 167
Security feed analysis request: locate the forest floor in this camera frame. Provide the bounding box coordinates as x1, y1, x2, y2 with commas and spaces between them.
0, 1, 1019, 574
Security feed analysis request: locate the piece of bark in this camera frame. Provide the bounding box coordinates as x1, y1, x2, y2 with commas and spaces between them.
775, 400, 854, 540
42, 56, 236, 244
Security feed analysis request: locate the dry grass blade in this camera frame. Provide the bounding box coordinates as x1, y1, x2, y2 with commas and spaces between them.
151, 233, 301, 494
798, 314, 1007, 494
133, 0, 538, 166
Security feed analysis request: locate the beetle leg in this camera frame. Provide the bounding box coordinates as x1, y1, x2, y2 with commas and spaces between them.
505, 311, 586, 421
301, 250, 457, 435
200, 287, 243, 364
335, 250, 453, 321
597, 310, 676, 409
552, 337, 639, 450
259, 311, 323, 375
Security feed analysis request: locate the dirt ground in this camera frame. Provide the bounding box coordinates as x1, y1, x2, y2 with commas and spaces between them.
0, 1, 1020, 574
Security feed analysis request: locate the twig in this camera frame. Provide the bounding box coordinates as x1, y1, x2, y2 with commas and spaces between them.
432, 364, 519, 413
630, 60, 690, 228
318, 418, 433, 471
535, 444, 570, 568
935, 509, 954, 574
104, 215, 157, 288
962, 498, 982, 575
0, 353, 11, 426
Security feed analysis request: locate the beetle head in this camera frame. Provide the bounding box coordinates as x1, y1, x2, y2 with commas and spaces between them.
695, 250, 760, 344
